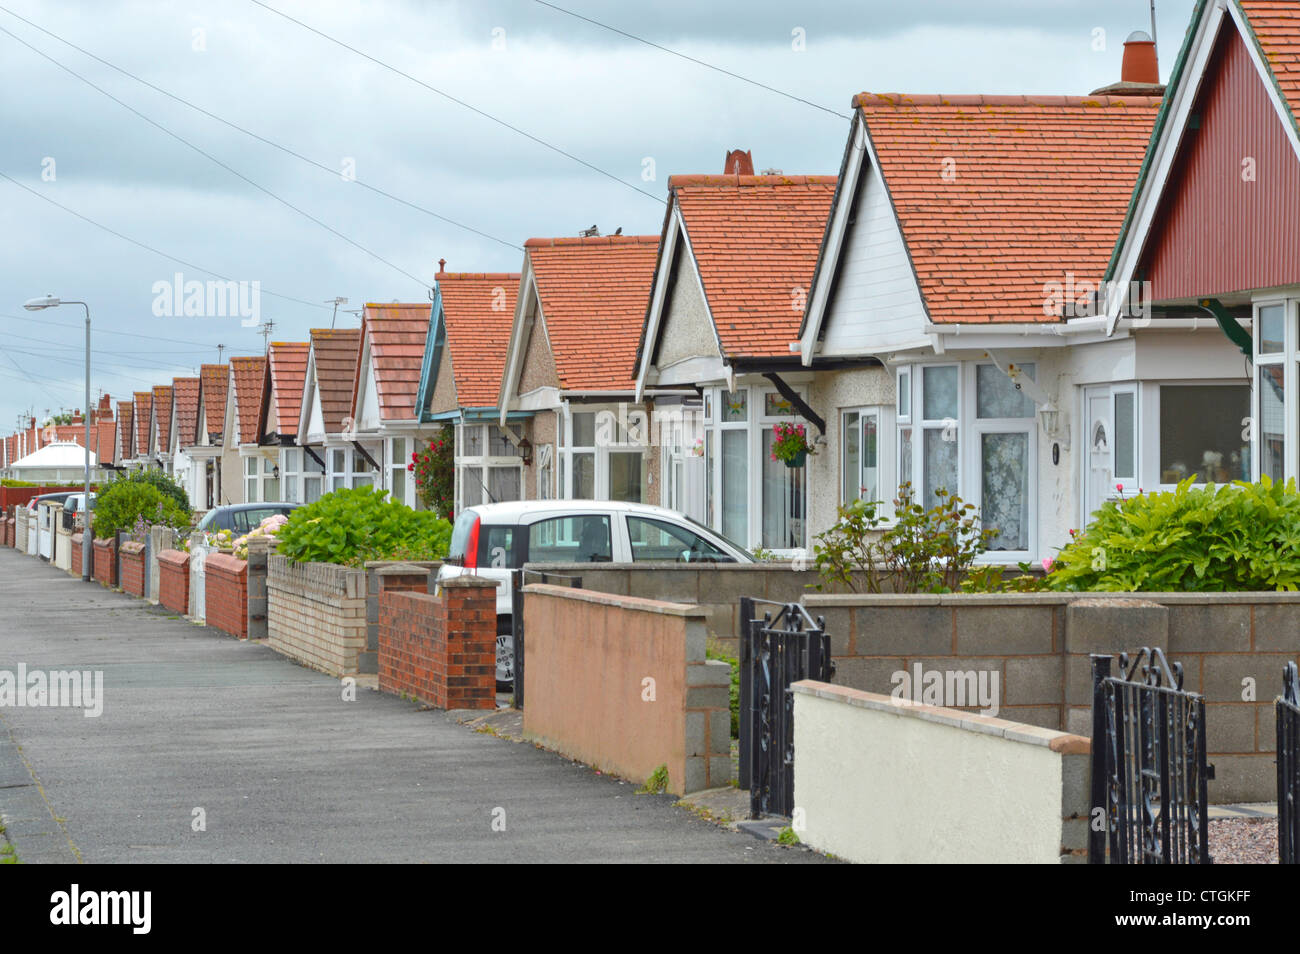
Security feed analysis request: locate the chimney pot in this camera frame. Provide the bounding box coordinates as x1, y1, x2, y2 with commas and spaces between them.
438, 258, 446, 273
1121, 30, 1159, 85
724, 149, 754, 176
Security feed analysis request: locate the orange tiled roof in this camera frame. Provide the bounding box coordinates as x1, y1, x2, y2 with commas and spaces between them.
1242, 0, 1300, 122
267, 342, 309, 439
670, 175, 836, 357
132, 391, 152, 458
172, 377, 200, 448
526, 235, 659, 390
117, 401, 133, 459
437, 272, 519, 407
152, 385, 173, 454
230, 356, 267, 444
357, 304, 431, 422
310, 328, 361, 435
199, 364, 228, 441
96, 419, 116, 466
855, 92, 1161, 324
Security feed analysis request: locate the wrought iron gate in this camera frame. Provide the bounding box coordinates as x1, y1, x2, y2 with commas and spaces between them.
1089, 649, 1212, 864
509, 568, 582, 710
739, 597, 833, 819
1278, 662, 1300, 864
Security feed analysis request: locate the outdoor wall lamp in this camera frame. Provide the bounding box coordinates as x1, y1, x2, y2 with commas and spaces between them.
518, 438, 533, 467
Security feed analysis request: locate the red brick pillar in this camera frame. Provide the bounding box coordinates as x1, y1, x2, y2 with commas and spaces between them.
440, 577, 499, 710
93, 537, 117, 586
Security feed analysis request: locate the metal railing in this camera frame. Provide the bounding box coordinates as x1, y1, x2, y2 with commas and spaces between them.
1089, 648, 1212, 864
1278, 662, 1300, 863
739, 597, 833, 819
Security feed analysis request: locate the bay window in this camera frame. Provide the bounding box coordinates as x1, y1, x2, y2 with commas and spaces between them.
302, 449, 324, 503
557, 407, 646, 503
281, 448, 300, 503
457, 423, 524, 510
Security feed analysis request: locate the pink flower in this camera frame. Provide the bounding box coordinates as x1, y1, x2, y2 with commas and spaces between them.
1116, 483, 1124, 494
1042, 558, 1054, 572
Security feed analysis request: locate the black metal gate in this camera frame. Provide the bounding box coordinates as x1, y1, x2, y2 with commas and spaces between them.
1089, 648, 1212, 864
738, 597, 833, 819
1278, 662, 1300, 863
509, 568, 582, 710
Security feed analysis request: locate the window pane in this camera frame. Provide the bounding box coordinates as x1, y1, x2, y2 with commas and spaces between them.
283, 475, 299, 502
842, 411, 861, 502
922, 427, 958, 510
488, 466, 520, 502
976, 363, 1036, 419
246, 478, 258, 503
482, 526, 514, 568
391, 467, 406, 505
303, 476, 322, 503
462, 466, 483, 508
862, 413, 879, 503
332, 449, 346, 474
1258, 368, 1285, 483
981, 433, 1029, 551
762, 429, 805, 548
923, 366, 958, 421
1259, 304, 1285, 355
764, 392, 795, 417
1114, 391, 1136, 480
464, 427, 483, 456
264, 478, 280, 501
354, 450, 376, 474
899, 425, 913, 494
573, 452, 595, 498
304, 451, 324, 475
721, 390, 748, 422
245, 457, 257, 476
721, 429, 747, 544
627, 516, 728, 562
489, 428, 519, 457
527, 515, 611, 563
609, 451, 644, 503
1159, 385, 1251, 483
898, 369, 911, 417
571, 413, 595, 448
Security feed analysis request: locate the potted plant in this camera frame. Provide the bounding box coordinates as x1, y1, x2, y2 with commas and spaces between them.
770, 422, 814, 468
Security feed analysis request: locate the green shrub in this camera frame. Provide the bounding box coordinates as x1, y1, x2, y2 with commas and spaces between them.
707, 644, 741, 739
93, 481, 189, 539
275, 486, 452, 567
109, 468, 191, 515
1047, 476, 1300, 592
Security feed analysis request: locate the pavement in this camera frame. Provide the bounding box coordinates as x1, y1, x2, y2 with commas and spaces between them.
0, 548, 822, 864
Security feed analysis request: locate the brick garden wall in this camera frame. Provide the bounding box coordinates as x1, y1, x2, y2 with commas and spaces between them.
158, 549, 190, 615
120, 542, 146, 597
205, 551, 248, 639
806, 591, 1300, 803
377, 568, 497, 710
267, 554, 368, 676
71, 533, 84, 577
92, 537, 117, 587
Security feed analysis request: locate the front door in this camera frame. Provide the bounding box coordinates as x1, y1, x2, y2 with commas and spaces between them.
1085, 390, 1113, 523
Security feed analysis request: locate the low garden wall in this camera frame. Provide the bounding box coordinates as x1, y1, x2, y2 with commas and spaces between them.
365, 560, 440, 676
147, 526, 176, 602
267, 554, 368, 676
377, 567, 497, 710
158, 549, 190, 615
521, 584, 733, 795
53, 509, 72, 572
206, 551, 248, 639
120, 541, 146, 597
805, 590, 1300, 803
92, 536, 117, 587
71, 532, 84, 577
791, 680, 1090, 863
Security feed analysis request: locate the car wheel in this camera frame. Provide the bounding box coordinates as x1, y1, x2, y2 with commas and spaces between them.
496, 616, 514, 691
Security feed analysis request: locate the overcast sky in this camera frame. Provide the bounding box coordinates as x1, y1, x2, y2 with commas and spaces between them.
0, 0, 1196, 430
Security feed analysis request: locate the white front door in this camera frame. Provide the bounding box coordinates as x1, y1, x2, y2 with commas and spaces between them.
1085, 390, 1114, 523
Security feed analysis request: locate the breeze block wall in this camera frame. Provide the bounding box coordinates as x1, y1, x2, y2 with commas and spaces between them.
119, 541, 146, 597
93, 536, 117, 587
158, 549, 190, 616
377, 569, 497, 711
267, 554, 368, 676
205, 551, 249, 639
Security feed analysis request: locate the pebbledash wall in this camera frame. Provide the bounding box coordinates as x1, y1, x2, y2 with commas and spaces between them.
521, 584, 733, 795
267, 554, 369, 676
805, 591, 1300, 803
791, 681, 1090, 863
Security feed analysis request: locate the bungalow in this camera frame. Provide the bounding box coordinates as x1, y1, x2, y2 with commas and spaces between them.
415, 269, 521, 511
347, 303, 434, 507
1104, 0, 1300, 488
295, 328, 361, 502
114, 400, 133, 470
187, 363, 229, 510
498, 234, 665, 506
131, 390, 153, 469
789, 75, 1176, 562
217, 356, 271, 504
259, 341, 309, 503
634, 163, 841, 550
149, 384, 173, 473
168, 377, 200, 498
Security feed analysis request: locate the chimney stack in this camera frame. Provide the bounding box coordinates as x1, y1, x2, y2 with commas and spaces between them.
1091, 30, 1165, 97
724, 149, 754, 176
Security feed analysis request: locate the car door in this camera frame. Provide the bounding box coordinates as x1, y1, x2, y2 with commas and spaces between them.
624, 514, 738, 563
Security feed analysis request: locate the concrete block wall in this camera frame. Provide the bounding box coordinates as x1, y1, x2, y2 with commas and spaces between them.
245, 537, 271, 640
806, 591, 1300, 803
792, 681, 1090, 863
120, 541, 146, 597
267, 554, 368, 676
377, 569, 497, 710
158, 550, 190, 615
92, 537, 117, 587
521, 584, 733, 795
205, 551, 248, 639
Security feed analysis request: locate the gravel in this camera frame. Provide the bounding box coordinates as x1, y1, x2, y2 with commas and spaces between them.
1209, 818, 1278, 864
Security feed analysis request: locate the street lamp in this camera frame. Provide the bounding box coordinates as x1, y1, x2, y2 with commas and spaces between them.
24, 295, 92, 582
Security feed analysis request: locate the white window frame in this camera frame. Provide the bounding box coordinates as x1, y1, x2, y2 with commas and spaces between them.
1252, 297, 1293, 483
965, 362, 1037, 563
558, 405, 648, 504
456, 423, 524, 511
1145, 380, 1252, 492
841, 405, 894, 512
280, 447, 301, 503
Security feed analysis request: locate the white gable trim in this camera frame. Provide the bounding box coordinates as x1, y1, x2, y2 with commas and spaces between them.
353, 337, 381, 434
297, 347, 319, 441
499, 257, 539, 425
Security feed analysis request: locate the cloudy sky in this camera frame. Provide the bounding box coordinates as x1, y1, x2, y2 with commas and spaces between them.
0, 0, 1196, 431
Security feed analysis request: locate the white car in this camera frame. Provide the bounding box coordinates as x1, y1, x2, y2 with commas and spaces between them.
437, 499, 753, 687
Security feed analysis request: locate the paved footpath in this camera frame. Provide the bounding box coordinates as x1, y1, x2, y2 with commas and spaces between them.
0, 549, 818, 863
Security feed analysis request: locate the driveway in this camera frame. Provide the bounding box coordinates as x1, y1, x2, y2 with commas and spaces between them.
0, 548, 817, 863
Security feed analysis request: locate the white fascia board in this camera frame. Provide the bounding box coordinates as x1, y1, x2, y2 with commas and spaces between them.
499, 258, 537, 426
635, 205, 681, 401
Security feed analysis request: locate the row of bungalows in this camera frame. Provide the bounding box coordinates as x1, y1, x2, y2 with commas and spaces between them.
0, 396, 119, 483
4, 0, 1293, 564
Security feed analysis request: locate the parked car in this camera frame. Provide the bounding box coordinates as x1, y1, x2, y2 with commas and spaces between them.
437, 500, 753, 687
63, 492, 96, 516
195, 502, 302, 535
27, 491, 76, 511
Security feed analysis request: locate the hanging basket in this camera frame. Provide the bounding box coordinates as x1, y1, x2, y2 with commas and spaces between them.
784, 449, 807, 469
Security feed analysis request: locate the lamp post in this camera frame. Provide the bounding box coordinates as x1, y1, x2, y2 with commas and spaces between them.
24, 295, 92, 581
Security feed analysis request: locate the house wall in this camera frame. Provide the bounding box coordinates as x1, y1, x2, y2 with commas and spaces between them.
807, 364, 894, 539
429, 347, 458, 416
655, 247, 718, 369
518, 304, 560, 395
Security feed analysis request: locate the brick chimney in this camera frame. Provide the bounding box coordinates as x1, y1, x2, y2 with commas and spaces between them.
1091, 31, 1165, 97
724, 149, 754, 176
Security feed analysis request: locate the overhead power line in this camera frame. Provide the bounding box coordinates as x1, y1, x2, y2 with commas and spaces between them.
247, 0, 663, 204
0, 5, 522, 252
